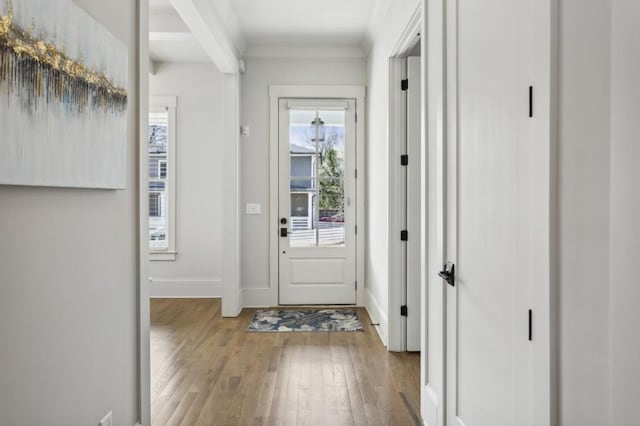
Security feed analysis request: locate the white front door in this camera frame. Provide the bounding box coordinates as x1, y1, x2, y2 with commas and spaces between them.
443, 0, 549, 424
278, 99, 357, 305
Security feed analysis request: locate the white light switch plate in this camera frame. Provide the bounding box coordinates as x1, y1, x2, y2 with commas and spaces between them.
246, 203, 262, 215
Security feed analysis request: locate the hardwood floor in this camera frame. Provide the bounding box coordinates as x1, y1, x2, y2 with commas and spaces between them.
151, 299, 421, 426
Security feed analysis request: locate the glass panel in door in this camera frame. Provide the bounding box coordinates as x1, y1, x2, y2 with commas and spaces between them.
287, 108, 346, 248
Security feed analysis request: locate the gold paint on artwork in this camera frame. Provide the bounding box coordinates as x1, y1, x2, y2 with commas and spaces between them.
0, 0, 127, 113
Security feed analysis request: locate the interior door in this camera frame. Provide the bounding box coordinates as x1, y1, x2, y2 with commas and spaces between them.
444, 0, 543, 424
278, 99, 357, 305
406, 56, 422, 351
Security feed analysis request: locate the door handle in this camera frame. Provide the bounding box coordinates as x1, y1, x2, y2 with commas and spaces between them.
439, 262, 455, 286
280, 228, 288, 237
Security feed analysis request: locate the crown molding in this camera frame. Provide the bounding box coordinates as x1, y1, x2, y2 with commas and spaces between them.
243, 44, 366, 59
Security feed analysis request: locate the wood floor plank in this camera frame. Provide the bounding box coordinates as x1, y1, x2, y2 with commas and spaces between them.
151, 299, 421, 426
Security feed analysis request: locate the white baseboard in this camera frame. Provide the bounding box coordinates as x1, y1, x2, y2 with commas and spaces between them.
149, 278, 223, 298
422, 384, 439, 426
365, 288, 388, 347
242, 287, 274, 307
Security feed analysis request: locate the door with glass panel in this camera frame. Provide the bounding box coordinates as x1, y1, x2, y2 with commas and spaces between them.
278, 99, 357, 305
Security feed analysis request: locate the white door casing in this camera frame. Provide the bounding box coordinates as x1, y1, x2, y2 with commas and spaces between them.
267, 86, 366, 309
278, 99, 357, 305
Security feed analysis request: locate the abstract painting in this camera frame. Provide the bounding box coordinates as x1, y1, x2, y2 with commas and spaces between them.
0, 0, 128, 189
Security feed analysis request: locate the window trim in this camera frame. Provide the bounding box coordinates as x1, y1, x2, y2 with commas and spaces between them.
149, 96, 177, 261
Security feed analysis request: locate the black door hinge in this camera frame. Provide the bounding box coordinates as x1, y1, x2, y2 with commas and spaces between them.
401, 230, 408, 241
401, 155, 408, 166
401, 79, 409, 91
529, 86, 533, 117
401, 305, 408, 316
528, 309, 533, 341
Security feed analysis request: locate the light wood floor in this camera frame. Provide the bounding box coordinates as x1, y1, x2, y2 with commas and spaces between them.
151, 299, 421, 426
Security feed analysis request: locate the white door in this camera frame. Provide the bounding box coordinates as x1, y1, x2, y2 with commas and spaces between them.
406, 56, 422, 351
278, 99, 357, 305
443, 0, 548, 424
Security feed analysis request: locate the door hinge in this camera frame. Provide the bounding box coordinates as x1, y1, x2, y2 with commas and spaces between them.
401, 305, 408, 316
401, 230, 408, 241
355, 225, 358, 235
355, 112, 358, 122
355, 169, 358, 179
528, 309, 533, 341
401, 155, 408, 166
401, 79, 409, 91
528, 86, 533, 117
355, 281, 358, 290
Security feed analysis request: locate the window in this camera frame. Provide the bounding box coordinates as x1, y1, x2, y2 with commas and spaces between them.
149, 192, 162, 217
159, 160, 168, 178
149, 96, 177, 260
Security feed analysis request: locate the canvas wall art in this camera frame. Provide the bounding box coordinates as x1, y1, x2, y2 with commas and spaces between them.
0, 0, 128, 189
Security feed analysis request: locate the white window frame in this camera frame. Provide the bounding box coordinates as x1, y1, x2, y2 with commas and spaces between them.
149, 96, 177, 261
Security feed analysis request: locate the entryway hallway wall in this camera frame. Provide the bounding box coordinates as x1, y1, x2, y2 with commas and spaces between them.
240, 56, 366, 306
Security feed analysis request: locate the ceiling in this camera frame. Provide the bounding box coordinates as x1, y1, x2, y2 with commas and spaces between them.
149, 0, 389, 65
229, 0, 374, 47
149, 0, 210, 64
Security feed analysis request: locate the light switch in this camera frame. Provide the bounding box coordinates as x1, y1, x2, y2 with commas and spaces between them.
246, 203, 262, 215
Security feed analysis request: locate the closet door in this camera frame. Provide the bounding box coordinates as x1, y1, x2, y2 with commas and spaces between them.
443, 0, 551, 425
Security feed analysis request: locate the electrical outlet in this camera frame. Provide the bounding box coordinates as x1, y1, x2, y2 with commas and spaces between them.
246, 203, 262, 215
99, 411, 112, 426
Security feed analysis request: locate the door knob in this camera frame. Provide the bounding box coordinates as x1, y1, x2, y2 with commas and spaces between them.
280, 218, 287, 225
439, 262, 455, 286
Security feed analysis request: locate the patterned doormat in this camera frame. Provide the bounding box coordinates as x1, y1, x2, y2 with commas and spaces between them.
247, 309, 364, 332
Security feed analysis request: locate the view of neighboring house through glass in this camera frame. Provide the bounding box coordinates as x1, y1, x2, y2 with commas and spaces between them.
288, 109, 346, 247
149, 108, 169, 251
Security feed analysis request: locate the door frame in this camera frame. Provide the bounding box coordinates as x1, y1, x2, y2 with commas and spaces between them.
268, 85, 366, 307
387, 4, 423, 352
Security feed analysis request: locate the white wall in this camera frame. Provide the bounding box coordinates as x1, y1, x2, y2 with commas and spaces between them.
149, 62, 227, 298
559, 1, 640, 424
240, 56, 366, 305
558, 1, 612, 424
609, 0, 640, 422
365, 0, 420, 345
0, 0, 139, 424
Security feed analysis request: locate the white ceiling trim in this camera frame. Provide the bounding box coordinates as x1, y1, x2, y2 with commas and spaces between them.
362, 0, 394, 54
244, 44, 366, 59
149, 31, 195, 42
169, 0, 240, 73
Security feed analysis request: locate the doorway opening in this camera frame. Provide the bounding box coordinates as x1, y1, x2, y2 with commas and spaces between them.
388, 19, 423, 353
268, 86, 366, 307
